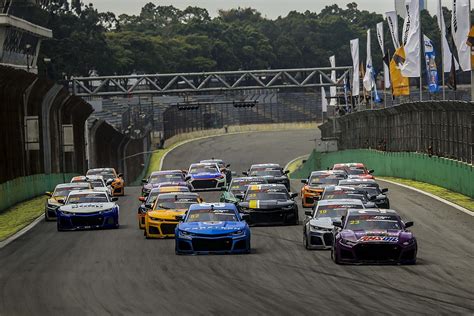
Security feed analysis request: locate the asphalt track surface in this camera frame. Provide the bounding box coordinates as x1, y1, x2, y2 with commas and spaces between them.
1, 130, 474, 315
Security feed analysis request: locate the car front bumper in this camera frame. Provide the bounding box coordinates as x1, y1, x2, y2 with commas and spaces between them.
242, 208, 298, 226
145, 219, 179, 238
175, 234, 250, 255
306, 229, 334, 250
335, 241, 417, 264
57, 211, 119, 231
189, 177, 226, 191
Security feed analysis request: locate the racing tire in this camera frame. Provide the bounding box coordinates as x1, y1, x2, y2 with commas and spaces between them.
331, 247, 341, 264
303, 232, 310, 250
144, 229, 150, 239
44, 212, 54, 222
56, 222, 64, 232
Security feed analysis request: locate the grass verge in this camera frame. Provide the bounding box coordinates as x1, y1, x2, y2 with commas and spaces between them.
379, 176, 474, 212
0, 196, 44, 241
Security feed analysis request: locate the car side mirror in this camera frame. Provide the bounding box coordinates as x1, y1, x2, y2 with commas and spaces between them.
145, 203, 153, 209
369, 195, 377, 201
283, 170, 290, 175
368, 169, 374, 174
139, 196, 146, 202
176, 214, 185, 222
142, 179, 148, 184
226, 164, 231, 168
405, 221, 414, 228
381, 188, 388, 193
240, 213, 250, 222
185, 175, 191, 181
301, 179, 307, 184
290, 193, 298, 199
57, 199, 65, 204
332, 220, 343, 228
111, 197, 118, 202
305, 210, 313, 216
106, 179, 114, 185
235, 193, 244, 200
242, 171, 249, 176
45, 191, 52, 197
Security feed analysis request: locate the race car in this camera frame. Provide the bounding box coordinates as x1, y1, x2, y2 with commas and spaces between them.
175, 203, 251, 255
186, 163, 227, 191
338, 179, 390, 208
137, 185, 191, 229
141, 170, 187, 197
71, 175, 112, 197
238, 184, 299, 226
56, 190, 119, 231
300, 170, 347, 208
243, 163, 290, 190
200, 159, 232, 183
220, 177, 267, 204
86, 168, 125, 196
144, 192, 202, 239
319, 186, 376, 208
332, 163, 374, 180
331, 209, 417, 264
303, 199, 364, 250
44, 182, 91, 221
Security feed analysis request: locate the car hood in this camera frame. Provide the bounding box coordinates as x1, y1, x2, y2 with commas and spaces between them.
48, 196, 65, 205
239, 200, 294, 209
179, 221, 246, 234
189, 172, 222, 179
306, 185, 329, 190
259, 175, 287, 181
309, 217, 336, 229
59, 202, 117, 213
143, 182, 187, 190
148, 209, 186, 220
348, 175, 374, 180
341, 229, 412, 243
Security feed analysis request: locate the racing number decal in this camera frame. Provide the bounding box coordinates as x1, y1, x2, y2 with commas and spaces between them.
319, 210, 327, 214
249, 200, 259, 208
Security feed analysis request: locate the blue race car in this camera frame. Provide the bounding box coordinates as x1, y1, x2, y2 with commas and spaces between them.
56, 190, 119, 231
175, 203, 251, 255
186, 163, 227, 191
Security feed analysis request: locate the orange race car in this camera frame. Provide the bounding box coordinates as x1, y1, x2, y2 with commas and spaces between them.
144, 192, 202, 239
137, 185, 191, 229
332, 163, 375, 180
300, 170, 347, 208
87, 168, 125, 196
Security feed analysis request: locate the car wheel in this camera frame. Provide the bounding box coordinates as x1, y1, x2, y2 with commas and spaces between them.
303, 233, 310, 249
331, 247, 341, 264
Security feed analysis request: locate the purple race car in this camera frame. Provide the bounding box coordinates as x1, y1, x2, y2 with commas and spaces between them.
331, 209, 417, 265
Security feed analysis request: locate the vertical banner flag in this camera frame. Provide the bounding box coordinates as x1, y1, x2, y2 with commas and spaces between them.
329, 56, 337, 106
423, 35, 440, 93
390, 47, 411, 96
363, 29, 374, 91
452, 0, 471, 71
350, 38, 360, 96
401, 0, 421, 77
386, 11, 401, 48
468, 27, 474, 66
437, 0, 458, 72
320, 75, 328, 113
376, 22, 391, 88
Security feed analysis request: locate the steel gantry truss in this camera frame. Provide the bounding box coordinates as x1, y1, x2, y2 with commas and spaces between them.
70, 67, 352, 97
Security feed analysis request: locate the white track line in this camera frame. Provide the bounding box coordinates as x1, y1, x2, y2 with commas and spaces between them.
0, 214, 44, 249
377, 178, 473, 217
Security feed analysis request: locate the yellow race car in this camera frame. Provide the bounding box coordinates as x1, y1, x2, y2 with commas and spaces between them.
144, 192, 202, 239
137, 185, 191, 229
87, 168, 125, 196
44, 182, 91, 221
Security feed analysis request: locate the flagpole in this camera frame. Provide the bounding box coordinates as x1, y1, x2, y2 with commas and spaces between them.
419, 3, 423, 102
470, 0, 474, 102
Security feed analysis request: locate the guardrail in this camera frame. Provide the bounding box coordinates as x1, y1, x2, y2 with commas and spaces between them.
320, 101, 473, 164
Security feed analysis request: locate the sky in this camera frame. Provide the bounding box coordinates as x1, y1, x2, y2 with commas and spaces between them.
90, 0, 456, 18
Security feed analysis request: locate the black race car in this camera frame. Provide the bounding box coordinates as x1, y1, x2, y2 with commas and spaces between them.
338, 179, 390, 208
243, 163, 290, 190
238, 184, 299, 226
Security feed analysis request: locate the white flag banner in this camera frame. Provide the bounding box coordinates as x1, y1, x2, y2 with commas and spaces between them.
437, 0, 459, 72
363, 29, 374, 91
329, 55, 337, 106
452, 0, 471, 71
385, 11, 401, 48
376, 22, 391, 88
350, 38, 360, 96
401, 0, 421, 77
320, 75, 328, 113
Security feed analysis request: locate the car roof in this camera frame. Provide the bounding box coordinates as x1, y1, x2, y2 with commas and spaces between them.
150, 170, 182, 175
56, 182, 90, 189
157, 186, 190, 192
85, 175, 104, 180
333, 163, 365, 168
310, 170, 346, 176
325, 185, 358, 191
87, 168, 115, 172
189, 203, 237, 211
318, 199, 364, 206
247, 183, 287, 190
68, 189, 108, 196
200, 159, 224, 163
157, 192, 199, 199
251, 163, 280, 168
338, 179, 377, 184
231, 177, 267, 182
190, 162, 218, 167
347, 209, 398, 216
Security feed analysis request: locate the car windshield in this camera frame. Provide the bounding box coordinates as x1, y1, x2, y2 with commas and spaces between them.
90, 180, 104, 188
357, 186, 380, 196
149, 174, 183, 184
190, 165, 219, 173
230, 179, 266, 193
346, 168, 366, 175
245, 188, 288, 201
315, 204, 363, 218
88, 170, 116, 179
346, 215, 401, 230
250, 168, 282, 177
186, 209, 238, 222
155, 196, 198, 210
146, 192, 160, 204
67, 193, 109, 204
323, 191, 368, 202
54, 187, 86, 197
309, 176, 341, 185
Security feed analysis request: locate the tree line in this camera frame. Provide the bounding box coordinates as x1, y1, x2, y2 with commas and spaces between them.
38, 1, 474, 79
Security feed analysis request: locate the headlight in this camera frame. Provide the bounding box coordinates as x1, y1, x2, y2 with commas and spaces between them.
310, 225, 323, 231
179, 230, 193, 239
47, 204, 59, 210
282, 205, 294, 211
149, 217, 163, 221
232, 230, 244, 235
340, 238, 357, 247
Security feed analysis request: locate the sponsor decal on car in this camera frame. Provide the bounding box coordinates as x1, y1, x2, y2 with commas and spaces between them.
358, 236, 399, 242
